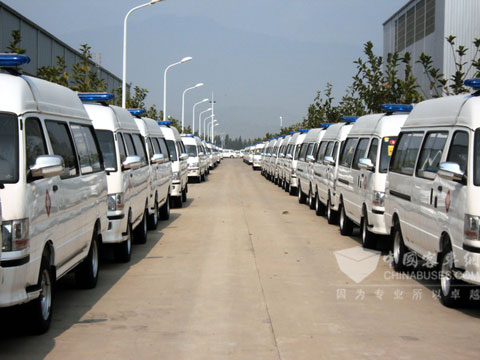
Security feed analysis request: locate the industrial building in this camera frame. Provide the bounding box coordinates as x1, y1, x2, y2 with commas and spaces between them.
383, 0, 480, 98
0, 1, 124, 92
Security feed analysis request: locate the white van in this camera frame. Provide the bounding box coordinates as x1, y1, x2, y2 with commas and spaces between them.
297, 128, 326, 208
334, 106, 410, 248
83, 96, 150, 262
158, 121, 189, 207
263, 139, 276, 179
286, 130, 308, 195
181, 134, 208, 182
385, 80, 480, 307
311, 119, 356, 223
278, 134, 293, 190
274, 136, 289, 187
253, 143, 265, 170
132, 112, 172, 229
0, 54, 108, 333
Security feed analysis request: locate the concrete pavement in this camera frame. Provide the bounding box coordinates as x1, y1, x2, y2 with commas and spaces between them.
1, 159, 479, 359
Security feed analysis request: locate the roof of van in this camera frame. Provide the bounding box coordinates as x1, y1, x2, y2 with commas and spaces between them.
403, 94, 480, 130
134, 117, 165, 137
159, 124, 181, 141
84, 103, 138, 132
303, 128, 324, 143
0, 73, 89, 120
322, 122, 354, 141
288, 132, 300, 145
349, 113, 408, 138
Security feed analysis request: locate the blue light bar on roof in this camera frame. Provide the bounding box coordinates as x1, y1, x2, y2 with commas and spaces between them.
341, 116, 358, 123
0, 53, 30, 67
289, 131, 295, 135
78, 92, 114, 102
182, 134, 195, 137
380, 104, 413, 113
465, 79, 480, 90
320, 123, 331, 128
299, 129, 309, 133
157, 120, 173, 126
128, 108, 145, 116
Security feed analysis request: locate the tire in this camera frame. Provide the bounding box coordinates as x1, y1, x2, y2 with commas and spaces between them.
298, 186, 306, 204
327, 198, 338, 225
339, 203, 354, 236
361, 213, 376, 249
392, 224, 408, 272
315, 192, 326, 216
197, 176, 201, 183
308, 189, 315, 210
75, 229, 100, 289
28, 253, 54, 334
171, 195, 182, 208
439, 243, 465, 308
147, 200, 159, 231
134, 209, 148, 244
201, 173, 206, 182
284, 181, 289, 193
115, 220, 132, 263
159, 195, 170, 220
182, 187, 187, 203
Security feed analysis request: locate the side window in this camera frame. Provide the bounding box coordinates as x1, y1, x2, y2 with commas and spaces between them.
416, 132, 448, 179
325, 141, 334, 157
294, 144, 302, 160
306, 143, 315, 157
25, 117, 48, 171
298, 143, 308, 161
367, 138, 379, 168
332, 142, 339, 162
147, 138, 155, 158
117, 133, 127, 164
123, 133, 136, 156
316, 142, 328, 162
390, 132, 423, 176
71, 124, 102, 174
132, 134, 147, 165
352, 138, 370, 170
45, 120, 79, 178
339, 138, 358, 168
447, 131, 468, 175
151, 138, 161, 154
158, 138, 170, 159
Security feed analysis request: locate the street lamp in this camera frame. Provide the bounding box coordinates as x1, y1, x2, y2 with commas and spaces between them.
203, 114, 214, 138
192, 99, 209, 135
122, 0, 163, 108
208, 119, 218, 142
198, 107, 212, 137
163, 56, 192, 121
181, 83, 203, 132
212, 122, 219, 142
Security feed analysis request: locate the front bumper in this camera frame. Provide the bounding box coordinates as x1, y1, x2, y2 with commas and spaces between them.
105, 216, 129, 244
367, 208, 388, 235
171, 181, 182, 197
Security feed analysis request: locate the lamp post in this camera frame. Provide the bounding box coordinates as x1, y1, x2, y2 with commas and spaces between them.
122, 0, 163, 108
181, 83, 203, 132
208, 119, 218, 142
163, 56, 192, 121
198, 108, 211, 137
212, 122, 219, 143
203, 114, 214, 139
192, 99, 209, 135
280, 116, 283, 128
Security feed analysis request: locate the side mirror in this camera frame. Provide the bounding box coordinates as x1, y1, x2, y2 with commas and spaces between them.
151, 153, 165, 164
122, 155, 142, 170
306, 154, 315, 163
438, 162, 465, 183
199, 152, 205, 156
180, 153, 189, 161
286, 154, 293, 160
358, 158, 375, 171
30, 155, 64, 178
324, 156, 335, 166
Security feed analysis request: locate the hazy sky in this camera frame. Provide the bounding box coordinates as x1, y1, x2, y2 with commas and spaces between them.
3, 0, 407, 139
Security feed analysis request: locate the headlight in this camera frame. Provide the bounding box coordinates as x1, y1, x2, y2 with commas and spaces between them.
372, 191, 385, 207
2, 218, 29, 252
465, 214, 480, 240
172, 171, 180, 181
190, 161, 199, 167
108, 193, 124, 211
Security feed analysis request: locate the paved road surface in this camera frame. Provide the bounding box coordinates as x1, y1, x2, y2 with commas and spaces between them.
1, 160, 480, 359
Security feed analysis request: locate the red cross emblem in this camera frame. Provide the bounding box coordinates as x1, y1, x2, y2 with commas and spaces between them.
45, 190, 51, 217
445, 190, 451, 213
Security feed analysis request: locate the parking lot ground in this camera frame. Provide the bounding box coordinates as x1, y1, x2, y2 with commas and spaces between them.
1, 159, 480, 360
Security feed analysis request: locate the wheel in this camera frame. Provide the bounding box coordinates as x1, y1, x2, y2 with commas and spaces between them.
75, 229, 100, 289
134, 209, 148, 244
182, 187, 187, 202
298, 186, 306, 204
439, 243, 465, 308
361, 212, 376, 249
28, 253, 54, 334
171, 195, 182, 208
159, 195, 170, 220
289, 183, 297, 196
339, 203, 354, 235
201, 173, 206, 182
308, 189, 315, 210
147, 200, 159, 230
115, 220, 132, 263
327, 198, 338, 225
284, 181, 289, 193
197, 176, 201, 183
315, 192, 326, 216
392, 224, 408, 272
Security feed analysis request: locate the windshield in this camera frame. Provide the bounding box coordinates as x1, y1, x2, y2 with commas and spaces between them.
186, 145, 197, 157
95, 130, 117, 171
0, 113, 19, 183
380, 136, 398, 173
166, 140, 178, 161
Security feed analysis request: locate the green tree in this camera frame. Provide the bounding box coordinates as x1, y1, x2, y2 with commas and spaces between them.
7, 30, 25, 54
37, 56, 69, 86
70, 44, 106, 92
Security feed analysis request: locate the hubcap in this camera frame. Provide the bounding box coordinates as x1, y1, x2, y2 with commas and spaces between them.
127, 226, 132, 254
154, 202, 158, 223
327, 201, 331, 219
40, 269, 52, 320
441, 251, 453, 295
340, 207, 344, 228
362, 219, 366, 243
393, 232, 401, 265
92, 239, 98, 278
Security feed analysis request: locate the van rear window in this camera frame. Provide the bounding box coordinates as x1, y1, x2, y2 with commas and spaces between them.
0, 113, 18, 183
185, 145, 197, 157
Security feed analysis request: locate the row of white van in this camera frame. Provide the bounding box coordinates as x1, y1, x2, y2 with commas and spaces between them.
250, 79, 480, 308
0, 53, 222, 334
